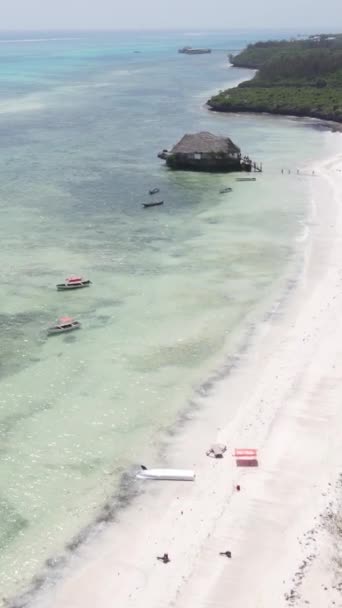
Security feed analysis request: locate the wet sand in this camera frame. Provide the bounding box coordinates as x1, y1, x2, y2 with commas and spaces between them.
31, 153, 342, 608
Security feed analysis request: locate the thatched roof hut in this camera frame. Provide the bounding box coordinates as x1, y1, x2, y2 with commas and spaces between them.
171, 132, 240, 155
158, 131, 243, 172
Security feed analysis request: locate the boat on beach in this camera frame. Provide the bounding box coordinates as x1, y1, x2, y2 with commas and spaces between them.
136, 465, 195, 481
56, 276, 92, 291
47, 317, 81, 336
143, 201, 164, 208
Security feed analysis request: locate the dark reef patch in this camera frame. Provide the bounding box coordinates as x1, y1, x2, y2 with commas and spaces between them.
0, 497, 29, 549
3, 469, 141, 608
0, 399, 53, 438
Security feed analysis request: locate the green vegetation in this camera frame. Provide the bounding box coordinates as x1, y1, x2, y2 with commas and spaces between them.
229, 34, 342, 69
208, 35, 342, 123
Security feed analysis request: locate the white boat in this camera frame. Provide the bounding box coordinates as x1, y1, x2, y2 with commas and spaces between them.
136, 466, 195, 481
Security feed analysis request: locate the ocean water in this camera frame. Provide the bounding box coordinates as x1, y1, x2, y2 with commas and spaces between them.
0, 29, 340, 603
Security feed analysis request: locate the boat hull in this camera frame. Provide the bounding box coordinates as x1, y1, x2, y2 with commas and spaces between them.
142, 201, 164, 208
47, 323, 81, 336
136, 468, 195, 481
178, 48, 211, 54
219, 187, 232, 193
56, 281, 92, 291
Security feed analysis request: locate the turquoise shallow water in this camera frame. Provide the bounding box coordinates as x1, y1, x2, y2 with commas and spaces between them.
0, 29, 340, 603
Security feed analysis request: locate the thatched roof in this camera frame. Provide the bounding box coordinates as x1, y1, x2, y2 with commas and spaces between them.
170, 131, 240, 155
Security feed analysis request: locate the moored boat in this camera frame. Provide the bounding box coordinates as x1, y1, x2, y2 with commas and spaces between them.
236, 177, 256, 182
219, 187, 233, 193
149, 187, 160, 195
178, 47, 211, 54
56, 276, 92, 291
142, 201, 164, 208
47, 317, 81, 336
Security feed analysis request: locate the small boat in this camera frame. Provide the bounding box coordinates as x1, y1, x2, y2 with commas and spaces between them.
219, 187, 233, 194
136, 466, 195, 481
47, 316, 81, 336
56, 276, 92, 291
178, 47, 211, 55
142, 201, 164, 208
236, 177, 256, 182
149, 187, 160, 195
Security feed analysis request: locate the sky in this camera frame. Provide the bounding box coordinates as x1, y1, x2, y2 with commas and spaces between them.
1, 0, 342, 31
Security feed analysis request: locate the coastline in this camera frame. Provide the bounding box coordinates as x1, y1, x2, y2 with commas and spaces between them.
26, 149, 342, 608
2, 34, 322, 604
208, 97, 342, 127
197, 64, 256, 104
207, 39, 342, 125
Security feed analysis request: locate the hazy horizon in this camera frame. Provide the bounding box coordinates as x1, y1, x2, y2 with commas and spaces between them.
0, 25, 341, 31
0, 27, 341, 33
1, 0, 341, 31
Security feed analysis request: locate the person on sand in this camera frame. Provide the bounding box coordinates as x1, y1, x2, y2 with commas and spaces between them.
157, 553, 170, 564
219, 551, 232, 558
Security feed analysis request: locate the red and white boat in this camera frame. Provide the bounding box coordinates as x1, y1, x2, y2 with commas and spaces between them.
47, 316, 81, 336
56, 276, 92, 291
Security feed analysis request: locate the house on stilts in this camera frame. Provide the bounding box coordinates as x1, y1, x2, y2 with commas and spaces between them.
158, 131, 254, 173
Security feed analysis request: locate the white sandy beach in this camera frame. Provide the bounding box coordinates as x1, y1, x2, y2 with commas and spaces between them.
34, 153, 342, 608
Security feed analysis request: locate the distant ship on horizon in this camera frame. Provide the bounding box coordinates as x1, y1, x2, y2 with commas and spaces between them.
178, 46, 212, 55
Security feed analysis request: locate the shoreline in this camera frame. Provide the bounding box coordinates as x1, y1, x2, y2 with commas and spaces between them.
197, 64, 256, 105
25, 149, 342, 608
207, 53, 342, 126
208, 97, 342, 129
1, 47, 315, 605
9, 208, 304, 608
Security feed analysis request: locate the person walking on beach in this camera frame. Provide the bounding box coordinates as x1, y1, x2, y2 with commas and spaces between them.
219, 551, 232, 558
157, 553, 170, 564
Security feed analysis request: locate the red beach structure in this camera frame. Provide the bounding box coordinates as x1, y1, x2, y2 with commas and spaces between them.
234, 448, 258, 467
